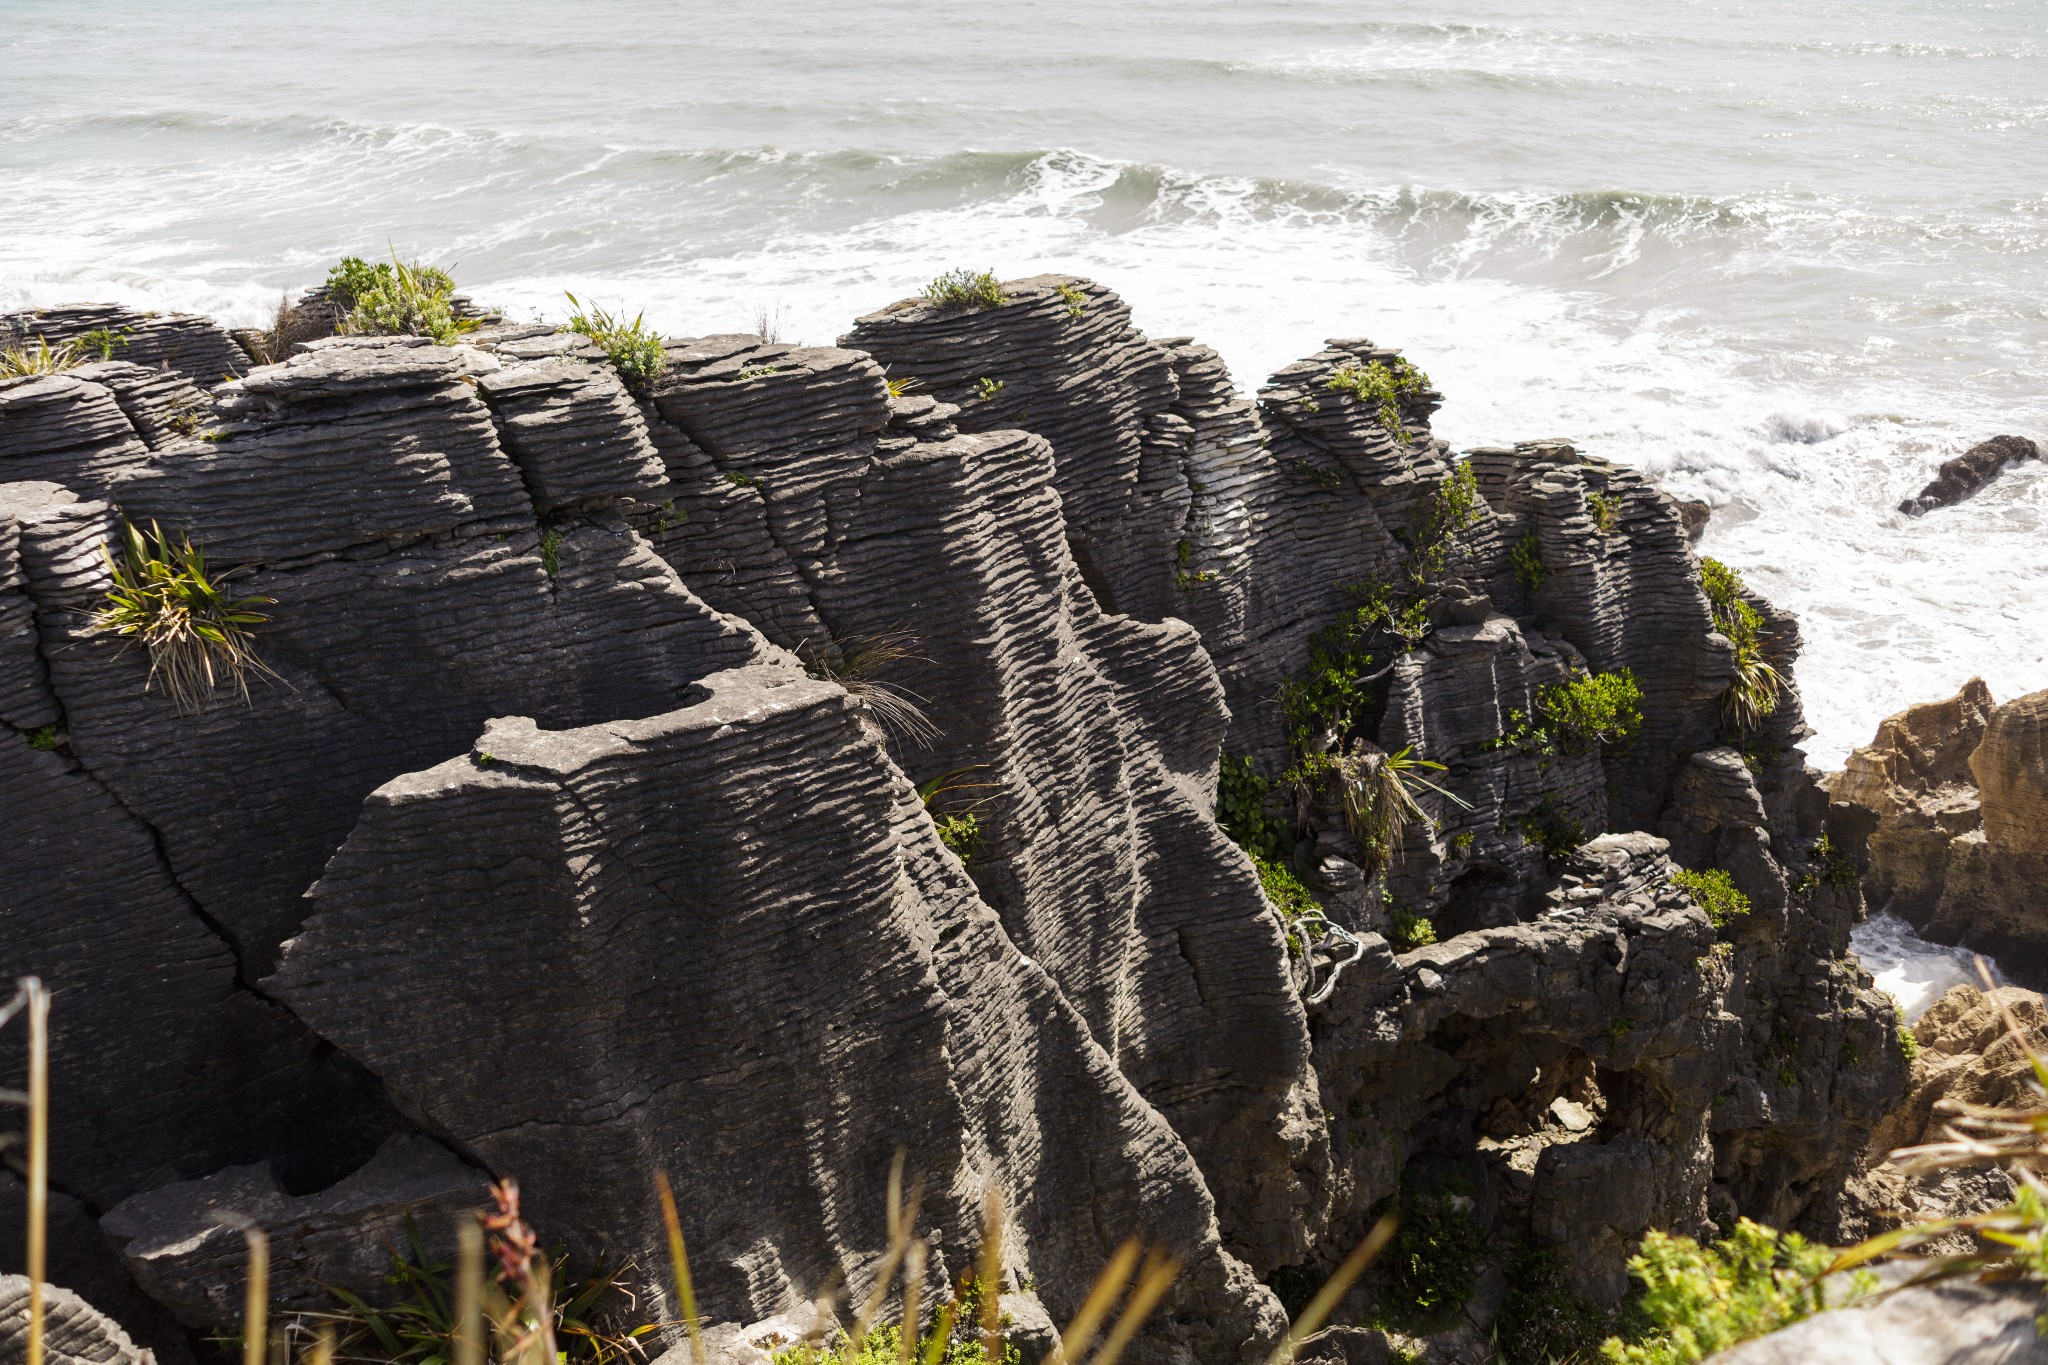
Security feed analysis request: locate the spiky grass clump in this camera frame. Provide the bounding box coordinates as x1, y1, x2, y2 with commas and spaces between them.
332, 255, 476, 346
1324, 357, 1431, 441
801, 628, 939, 749
0, 335, 86, 377
563, 293, 666, 396
921, 270, 1006, 312
245, 294, 327, 365
91, 519, 278, 713
1699, 557, 1783, 731
1334, 743, 1470, 872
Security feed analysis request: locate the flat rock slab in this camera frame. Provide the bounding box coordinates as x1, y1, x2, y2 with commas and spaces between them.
1710, 1280, 2048, 1363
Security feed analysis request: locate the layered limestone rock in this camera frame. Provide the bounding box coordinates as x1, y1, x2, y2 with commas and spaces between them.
0, 1276, 157, 1365
1, 271, 1908, 1358
2, 304, 250, 388
1828, 680, 2048, 984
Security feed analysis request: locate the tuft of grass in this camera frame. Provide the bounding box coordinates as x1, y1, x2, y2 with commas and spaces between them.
884, 374, 921, 399
91, 519, 279, 714
1323, 357, 1431, 442
1673, 866, 1751, 929
921, 270, 1007, 312
540, 529, 565, 578
563, 293, 666, 396
244, 293, 326, 365
1054, 283, 1087, 320
74, 327, 131, 361
1335, 744, 1471, 873
1510, 532, 1547, 591
1699, 557, 1783, 731
0, 335, 86, 377
334, 254, 478, 346
801, 628, 940, 749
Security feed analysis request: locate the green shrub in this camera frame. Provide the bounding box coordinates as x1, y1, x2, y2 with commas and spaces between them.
1538, 668, 1644, 755
1699, 557, 1782, 731
1387, 909, 1437, 952
1253, 852, 1320, 925
974, 376, 1004, 402
1673, 867, 1750, 928
936, 812, 982, 869
91, 519, 278, 714
922, 269, 1007, 311
1497, 1244, 1619, 1365
1409, 463, 1480, 579
1598, 1220, 1870, 1364
1216, 753, 1290, 862
1510, 532, 1548, 590
1898, 1019, 1920, 1065
75, 327, 130, 360
539, 528, 565, 578
1325, 357, 1431, 441
331, 255, 475, 345
1589, 490, 1620, 534
24, 724, 60, 752
1055, 282, 1087, 319
1290, 457, 1343, 492
1379, 1180, 1486, 1328
1519, 798, 1585, 871
563, 293, 666, 395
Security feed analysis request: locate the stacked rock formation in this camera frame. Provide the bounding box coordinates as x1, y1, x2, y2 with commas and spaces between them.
1, 280, 1907, 1362
1827, 679, 2048, 984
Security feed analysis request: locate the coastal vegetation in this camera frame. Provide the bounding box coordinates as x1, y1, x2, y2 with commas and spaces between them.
563, 293, 666, 395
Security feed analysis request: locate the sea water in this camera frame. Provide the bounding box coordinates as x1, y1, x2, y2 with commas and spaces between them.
4, 4, 2043, 975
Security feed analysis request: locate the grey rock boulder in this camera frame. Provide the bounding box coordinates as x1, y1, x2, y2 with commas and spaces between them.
1709, 1280, 2048, 1363
0, 1276, 155, 1365
1898, 435, 2039, 516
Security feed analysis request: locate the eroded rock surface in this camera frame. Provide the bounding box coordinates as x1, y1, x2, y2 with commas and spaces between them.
1, 273, 1910, 1360
1829, 680, 2048, 984
1896, 434, 2040, 516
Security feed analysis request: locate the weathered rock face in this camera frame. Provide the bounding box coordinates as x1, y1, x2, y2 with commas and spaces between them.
1896, 433, 2040, 516
0, 1276, 157, 1365
1872, 983, 2048, 1156
1, 273, 1907, 1359
1709, 1279, 2048, 1364
1829, 680, 2048, 985
3, 304, 250, 389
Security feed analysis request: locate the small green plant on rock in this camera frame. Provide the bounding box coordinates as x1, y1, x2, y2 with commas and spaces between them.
919, 766, 1000, 872
1538, 668, 1644, 755
1055, 282, 1087, 319
74, 327, 130, 360
1324, 357, 1431, 441
921, 269, 1007, 311
974, 376, 1004, 402
563, 293, 666, 395
1290, 457, 1343, 492
0, 334, 86, 377
1377, 1178, 1486, 1330
91, 518, 278, 714
801, 627, 939, 748
1598, 1219, 1871, 1364
332, 254, 476, 346
1894, 997, 1920, 1064
1588, 490, 1620, 534
539, 528, 565, 578
24, 724, 61, 752
1672, 866, 1750, 928
1215, 752, 1290, 862
1519, 798, 1586, 871
1386, 908, 1437, 952
1699, 557, 1783, 731
1510, 532, 1548, 590
884, 374, 921, 398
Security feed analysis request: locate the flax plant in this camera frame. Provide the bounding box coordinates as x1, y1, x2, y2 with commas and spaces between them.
92, 519, 279, 713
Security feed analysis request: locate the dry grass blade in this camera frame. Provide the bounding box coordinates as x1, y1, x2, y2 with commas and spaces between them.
245, 294, 325, 366
309, 1325, 336, 1365
6, 978, 51, 1365
0, 335, 85, 378
654, 1172, 706, 1365
453, 1220, 485, 1365
205, 1213, 271, 1365
1085, 1248, 1179, 1365
848, 1165, 923, 1354
898, 1241, 925, 1365
1264, 1214, 1398, 1365
800, 628, 939, 749
976, 1186, 1005, 1364
1055, 1239, 1141, 1364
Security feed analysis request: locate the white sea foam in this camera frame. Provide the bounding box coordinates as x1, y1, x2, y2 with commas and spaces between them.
2, 0, 2043, 771
1851, 910, 2002, 1020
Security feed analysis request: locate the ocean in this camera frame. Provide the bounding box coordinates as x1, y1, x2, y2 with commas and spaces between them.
3, 0, 2044, 772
